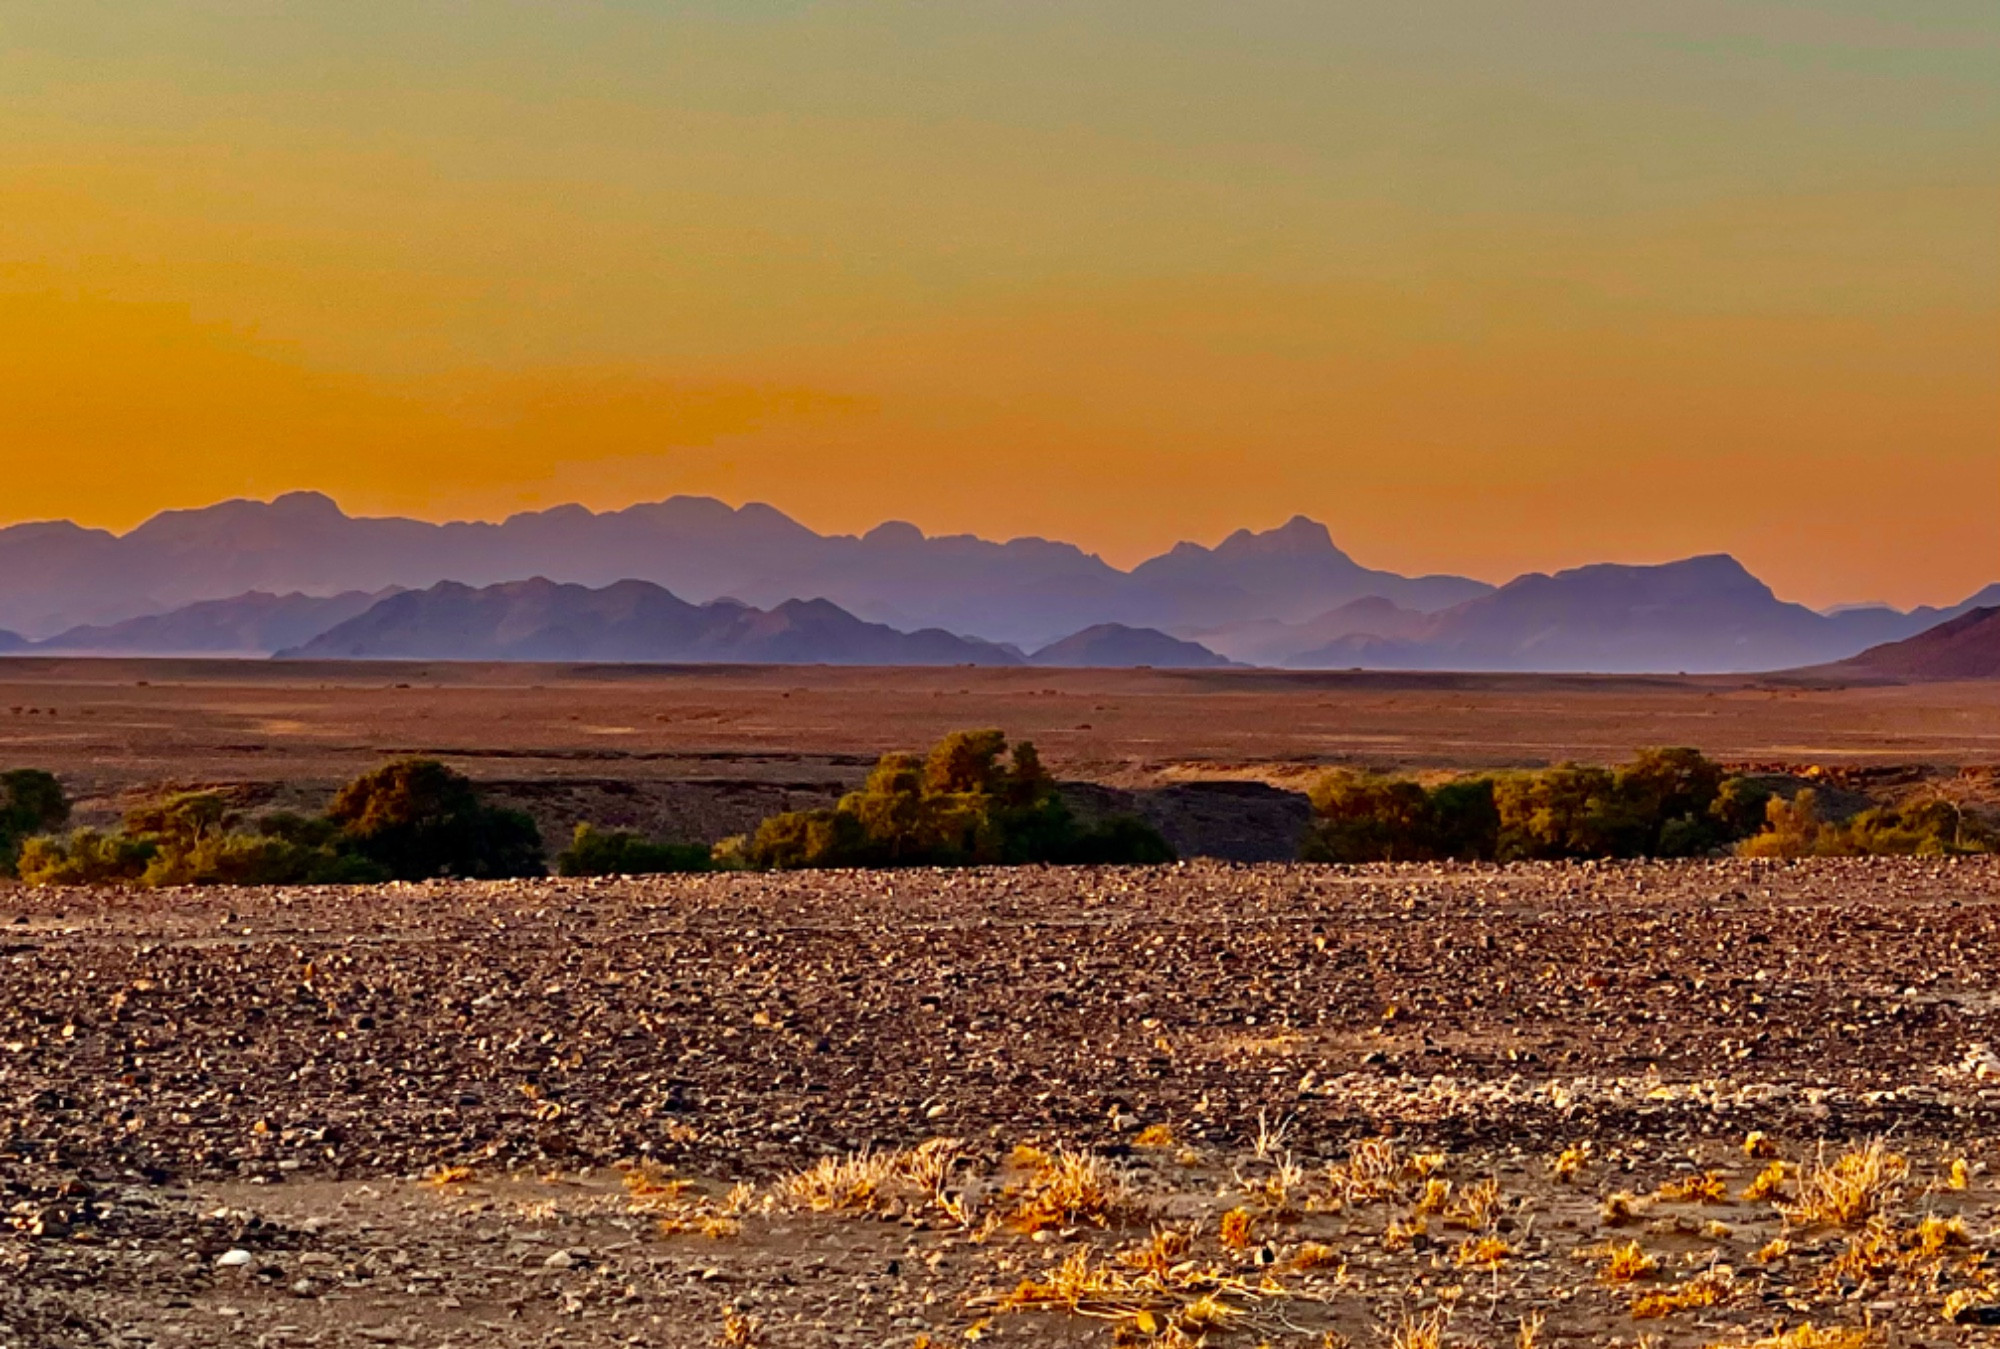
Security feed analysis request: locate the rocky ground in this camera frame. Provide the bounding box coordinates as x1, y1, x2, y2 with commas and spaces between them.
7, 859, 2000, 1347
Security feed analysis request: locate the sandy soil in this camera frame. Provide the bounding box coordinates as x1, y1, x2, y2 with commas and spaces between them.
3, 660, 1999, 801
9, 859, 2000, 1347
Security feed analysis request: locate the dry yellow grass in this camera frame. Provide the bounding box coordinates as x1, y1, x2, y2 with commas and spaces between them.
1007, 1147, 1129, 1234
775, 1138, 973, 1222
1551, 1143, 1589, 1183
1219, 1206, 1258, 1251
1598, 1241, 1660, 1283
1742, 1161, 1790, 1202
1443, 1176, 1503, 1230
1779, 1141, 1908, 1229
1133, 1124, 1178, 1149
420, 1164, 475, 1188
718, 1309, 761, 1347
1631, 1267, 1733, 1319
1454, 1235, 1514, 1268
1656, 1171, 1731, 1204
1745, 1131, 1781, 1159
1383, 1308, 1450, 1349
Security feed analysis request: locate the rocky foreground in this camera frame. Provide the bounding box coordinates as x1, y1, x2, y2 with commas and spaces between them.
6, 860, 2000, 1347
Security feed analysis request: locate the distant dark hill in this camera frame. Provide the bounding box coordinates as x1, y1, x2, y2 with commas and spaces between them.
1029, 624, 1233, 669
32, 590, 395, 657
1291, 555, 1962, 674
0, 493, 1489, 648
0, 630, 26, 654
1190, 595, 1431, 667
1820, 607, 2000, 681
279, 578, 1022, 666
1124, 516, 1487, 627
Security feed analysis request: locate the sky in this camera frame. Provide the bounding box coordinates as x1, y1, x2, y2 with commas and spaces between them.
1, 1, 1995, 607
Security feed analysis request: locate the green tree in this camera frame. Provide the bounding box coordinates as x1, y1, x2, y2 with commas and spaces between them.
326, 759, 544, 880
0, 769, 69, 876
556, 824, 711, 877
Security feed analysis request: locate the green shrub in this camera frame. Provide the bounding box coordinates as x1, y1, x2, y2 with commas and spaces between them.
0, 769, 69, 877
326, 759, 543, 880
556, 824, 711, 877
743, 729, 1174, 870
1738, 789, 1992, 859
17, 829, 158, 886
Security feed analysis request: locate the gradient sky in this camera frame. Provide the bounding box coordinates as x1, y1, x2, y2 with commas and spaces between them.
2, 2, 1995, 607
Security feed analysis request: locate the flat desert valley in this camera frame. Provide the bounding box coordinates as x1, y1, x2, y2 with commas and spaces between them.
6, 660, 2000, 1348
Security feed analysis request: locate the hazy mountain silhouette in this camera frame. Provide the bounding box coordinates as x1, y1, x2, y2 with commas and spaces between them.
0, 630, 26, 654
279, 579, 1023, 665
1121, 516, 1489, 627
1, 493, 1992, 673
1288, 556, 1992, 674
1189, 596, 1431, 667
1816, 607, 2000, 682
1029, 624, 1234, 669
0, 493, 1486, 646
32, 590, 396, 657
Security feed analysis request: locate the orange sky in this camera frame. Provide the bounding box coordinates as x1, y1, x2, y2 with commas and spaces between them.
1, 4, 1995, 606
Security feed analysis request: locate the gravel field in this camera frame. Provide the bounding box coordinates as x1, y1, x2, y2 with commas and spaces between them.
7, 859, 2000, 1348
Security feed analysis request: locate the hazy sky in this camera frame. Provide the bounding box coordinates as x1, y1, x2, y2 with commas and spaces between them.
2, 2, 1994, 606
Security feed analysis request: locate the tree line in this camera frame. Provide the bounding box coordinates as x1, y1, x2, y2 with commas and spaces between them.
0, 739, 1986, 887
1300, 748, 1991, 863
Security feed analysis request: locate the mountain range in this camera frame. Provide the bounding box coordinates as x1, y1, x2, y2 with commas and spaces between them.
1820, 607, 2000, 682
0, 492, 1488, 648
0, 492, 1994, 674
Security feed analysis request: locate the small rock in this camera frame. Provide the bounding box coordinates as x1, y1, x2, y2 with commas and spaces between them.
216, 1249, 253, 1269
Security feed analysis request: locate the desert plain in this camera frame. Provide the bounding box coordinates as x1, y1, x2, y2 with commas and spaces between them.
5, 661, 2000, 1348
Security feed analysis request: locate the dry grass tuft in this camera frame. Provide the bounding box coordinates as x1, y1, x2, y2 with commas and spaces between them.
1601, 1190, 1647, 1226
1454, 1234, 1514, 1268
1443, 1176, 1503, 1230
1745, 1131, 1780, 1159
1517, 1310, 1547, 1349
1656, 1171, 1731, 1205
622, 1161, 693, 1202
1290, 1241, 1344, 1272
1133, 1123, 1178, 1149
1383, 1214, 1428, 1252
1218, 1206, 1258, 1251
718, 1309, 761, 1347
1598, 1241, 1660, 1283
774, 1137, 974, 1224
421, 1165, 475, 1188
1742, 1161, 1790, 1202
1552, 1143, 1590, 1183
1631, 1266, 1733, 1319
1779, 1141, 1908, 1229
1008, 1147, 1130, 1234
1910, 1212, 1971, 1257
1383, 1308, 1450, 1349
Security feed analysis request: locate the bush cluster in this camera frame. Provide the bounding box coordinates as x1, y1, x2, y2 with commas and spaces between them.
739, 729, 1174, 870
15, 759, 543, 887
1305, 748, 1995, 863
556, 824, 711, 877
1739, 789, 1994, 859
1303, 748, 1772, 863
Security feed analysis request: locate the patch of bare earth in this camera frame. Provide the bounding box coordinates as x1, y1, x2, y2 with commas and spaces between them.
7, 859, 2000, 1346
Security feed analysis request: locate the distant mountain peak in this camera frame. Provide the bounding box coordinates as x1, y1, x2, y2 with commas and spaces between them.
1213, 515, 1348, 561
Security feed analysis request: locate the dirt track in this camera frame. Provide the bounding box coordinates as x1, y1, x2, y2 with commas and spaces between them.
9, 859, 2000, 1346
